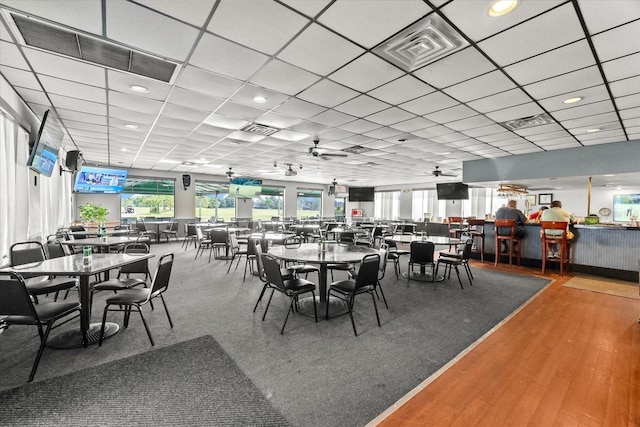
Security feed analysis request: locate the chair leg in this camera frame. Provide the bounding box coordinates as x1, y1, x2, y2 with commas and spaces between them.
347, 294, 358, 336
371, 290, 381, 327
158, 294, 173, 328
453, 265, 464, 289
28, 322, 54, 382
311, 291, 318, 323
262, 289, 276, 321
137, 306, 155, 346
376, 281, 389, 309
253, 284, 269, 313
99, 305, 109, 346
280, 298, 295, 334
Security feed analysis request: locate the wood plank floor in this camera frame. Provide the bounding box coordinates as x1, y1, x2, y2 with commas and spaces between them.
371, 261, 640, 427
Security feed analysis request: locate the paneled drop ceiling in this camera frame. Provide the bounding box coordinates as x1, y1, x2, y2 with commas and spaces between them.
0, 0, 638, 188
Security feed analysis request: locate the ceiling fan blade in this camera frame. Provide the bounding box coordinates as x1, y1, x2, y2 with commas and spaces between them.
321, 152, 348, 157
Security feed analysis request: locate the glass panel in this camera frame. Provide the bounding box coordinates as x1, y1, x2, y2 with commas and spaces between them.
297, 188, 321, 219
253, 186, 284, 220
194, 181, 235, 221
121, 178, 175, 221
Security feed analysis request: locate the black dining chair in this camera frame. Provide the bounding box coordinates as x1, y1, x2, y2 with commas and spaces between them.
0, 272, 81, 382
435, 239, 474, 289
160, 220, 179, 243
407, 241, 436, 284
326, 253, 381, 336
99, 253, 175, 346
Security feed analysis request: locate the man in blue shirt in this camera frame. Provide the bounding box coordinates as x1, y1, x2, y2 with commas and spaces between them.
495, 199, 528, 253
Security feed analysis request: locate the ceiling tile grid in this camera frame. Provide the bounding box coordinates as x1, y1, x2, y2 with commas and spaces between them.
0, 0, 636, 187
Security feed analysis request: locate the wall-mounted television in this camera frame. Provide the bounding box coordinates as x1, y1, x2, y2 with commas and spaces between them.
612, 193, 640, 222
27, 110, 63, 177
348, 187, 375, 202
436, 182, 469, 200
73, 166, 128, 193
229, 177, 262, 198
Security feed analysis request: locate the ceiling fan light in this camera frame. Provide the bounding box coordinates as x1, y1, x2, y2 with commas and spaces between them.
488, 0, 519, 17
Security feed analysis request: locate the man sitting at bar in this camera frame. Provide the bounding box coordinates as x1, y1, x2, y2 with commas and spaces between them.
540, 200, 576, 258
495, 199, 528, 254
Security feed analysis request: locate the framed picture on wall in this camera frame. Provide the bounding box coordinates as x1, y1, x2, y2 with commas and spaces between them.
525, 194, 537, 205
539, 193, 553, 204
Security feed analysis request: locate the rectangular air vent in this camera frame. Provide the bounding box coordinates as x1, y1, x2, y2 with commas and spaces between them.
10, 13, 179, 83
501, 113, 555, 131
240, 122, 280, 136
342, 145, 372, 154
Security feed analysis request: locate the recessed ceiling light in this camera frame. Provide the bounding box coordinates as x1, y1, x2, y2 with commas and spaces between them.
124, 124, 138, 129
253, 96, 268, 104
563, 97, 583, 104
120, 148, 128, 152
129, 85, 149, 93
488, 0, 519, 16
586, 128, 601, 133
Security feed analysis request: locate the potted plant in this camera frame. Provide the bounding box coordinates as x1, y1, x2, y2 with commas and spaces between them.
79, 202, 109, 224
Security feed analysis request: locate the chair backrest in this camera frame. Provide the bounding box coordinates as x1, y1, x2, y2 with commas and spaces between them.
372, 235, 384, 249
253, 240, 267, 282
448, 217, 463, 230
228, 232, 240, 251
354, 254, 380, 290
196, 226, 204, 241
409, 241, 435, 264
540, 221, 568, 240
261, 253, 286, 290
186, 223, 197, 236
468, 219, 485, 232
10, 241, 46, 266
70, 225, 87, 239
45, 241, 67, 259
0, 273, 38, 321
149, 253, 174, 298
283, 235, 302, 248
210, 229, 228, 244
339, 231, 355, 244
119, 242, 150, 275
494, 219, 516, 237
170, 221, 179, 232
378, 244, 389, 279
136, 221, 147, 233
460, 239, 474, 261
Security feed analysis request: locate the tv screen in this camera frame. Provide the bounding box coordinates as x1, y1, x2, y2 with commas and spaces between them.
229, 177, 262, 198
436, 182, 469, 200
612, 193, 640, 222
27, 110, 63, 177
348, 187, 375, 202
73, 166, 128, 193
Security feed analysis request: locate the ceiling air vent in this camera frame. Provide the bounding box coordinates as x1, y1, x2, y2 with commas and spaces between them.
374, 14, 469, 72
342, 145, 373, 154
501, 114, 555, 131
240, 122, 280, 136
9, 13, 179, 83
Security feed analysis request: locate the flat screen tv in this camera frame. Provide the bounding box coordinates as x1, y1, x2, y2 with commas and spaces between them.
436, 182, 469, 200
73, 166, 128, 193
229, 177, 262, 198
612, 193, 640, 222
348, 187, 375, 202
27, 110, 63, 177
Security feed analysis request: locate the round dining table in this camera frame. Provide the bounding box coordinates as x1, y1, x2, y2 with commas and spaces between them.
268, 242, 379, 316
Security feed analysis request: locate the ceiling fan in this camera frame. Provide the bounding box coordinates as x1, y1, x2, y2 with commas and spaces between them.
308, 136, 348, 160
431, 166, 457, 177
226, 167, 234, 180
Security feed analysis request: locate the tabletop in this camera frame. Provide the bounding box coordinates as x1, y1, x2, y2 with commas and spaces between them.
268, 242, 378, 265
1, 252, 154, 276
62, 236, 139, 247
384, 234, 462, 245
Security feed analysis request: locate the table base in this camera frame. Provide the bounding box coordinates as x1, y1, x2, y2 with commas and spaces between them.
402, 272, 444, 282
296, 296, 348, 318
47, 322, 119, 349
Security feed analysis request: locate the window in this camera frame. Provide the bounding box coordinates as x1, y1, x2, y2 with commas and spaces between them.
253, 186, 284, 220
374, 191, 400, 220
412, 190, 439, 221
122, 178, 174, 222
297, 188, 322, 219
195, 181, 235, 221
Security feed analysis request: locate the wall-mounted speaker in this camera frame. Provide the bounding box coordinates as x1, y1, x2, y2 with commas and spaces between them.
65, 150, 82, 171
182, 174, 191, 190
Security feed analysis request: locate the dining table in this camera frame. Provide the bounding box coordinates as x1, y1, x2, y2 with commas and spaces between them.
0, 252, 155, 348
384, 234, 463, 281
268, 242, 379, 316
62, 236, 140, 253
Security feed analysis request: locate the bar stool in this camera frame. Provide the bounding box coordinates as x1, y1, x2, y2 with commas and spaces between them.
540, 221, 571, 276
447, 217, 464, 239
468, 219, 485, 262
494, 219, 521, 266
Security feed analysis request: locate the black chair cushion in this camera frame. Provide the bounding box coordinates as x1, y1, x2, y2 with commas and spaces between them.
283, 278, 315, 294
329, 279, 374, 295
5, 301, 80, 325
25, 277, 77, 295
105, 288, 151, 305
93, 277, 146, 291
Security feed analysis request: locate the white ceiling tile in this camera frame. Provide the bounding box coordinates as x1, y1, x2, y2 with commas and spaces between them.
310, 109, 355, 127
280, 0, 331, 19
362, 127, 404, 140
23, 47, 105, 87
277, 23, 364, 75
339, 119, 381, 134
616, 93, 640, 110
109, 106, 157, 124
255, 112, 302, 129
446, 115, 494, 132
367, 75, 434, 105
514, 123, 564, 137
189, 33, 269, 80
109, 91, 164, 114
49, 94, 106, 115
207, 0, 308, 55
441, 0, 565, 42
467, 88, 532, 114
330, 53, 404, 92
40, 75, 105, 103
0, 66, 41, 90
203, 113, 249, 130
539, 85, 611, 112
334, 95, 390, 117
400, 92, 458, 115
366, 107, 415, 126
167, 87, 224, 111
161, 103, 210, 122
288, 121, 331, 136
445, 70, 516, 103
485, 103, 545, 123
620, 106, 640, 120
176, 66, 243, 99
479, 3, 584, 66
106, 0, 199, 61
580, 135, 628, 145
463, 123, 508, 138
55, 107, 107, 125
592, 20, 640, 62
523, 66, 604, 100
425, 104, 478, 124
505, 40, 596, 85
227, 131, 265, 143
319, 0, 431, 48
412, 125, 456, 139
274, 98, 326, 119
413, 47, 496, 89
250, 59, 320, 96
558, 112, 619, 130
216, 101, 266, 121
602, 53, 640, 82
525, 130, 571, 142
297, 79, 359, 108
609, 75, 640, 98
552, 99, 616, 121
579, 0, 640, 35
107, 70, 171, 101
390, 117, 437, 132
134, 0, 216, 27
228, 84, 290, 110
0, 40, 29, 70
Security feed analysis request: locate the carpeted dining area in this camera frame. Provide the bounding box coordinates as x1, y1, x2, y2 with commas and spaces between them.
0, 242, 550, 426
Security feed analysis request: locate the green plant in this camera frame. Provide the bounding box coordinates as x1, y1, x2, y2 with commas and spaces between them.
79, 202, 109, 223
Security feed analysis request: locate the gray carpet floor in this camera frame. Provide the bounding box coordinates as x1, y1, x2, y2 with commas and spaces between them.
0, 241, 550, 426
